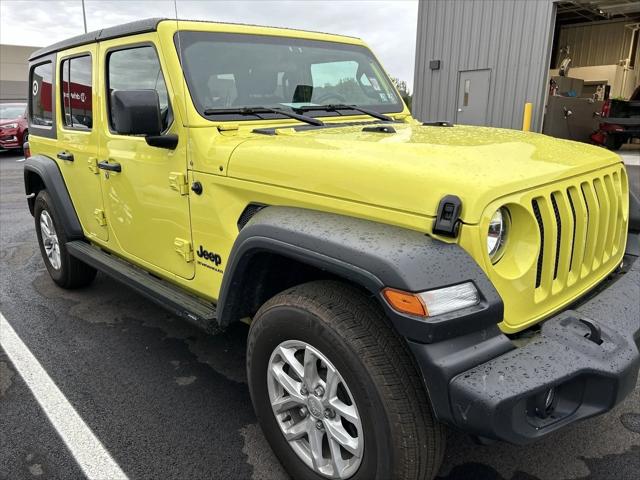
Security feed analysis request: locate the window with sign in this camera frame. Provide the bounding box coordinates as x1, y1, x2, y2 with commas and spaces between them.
61, 55, 93, 130
30, 62, 53, 127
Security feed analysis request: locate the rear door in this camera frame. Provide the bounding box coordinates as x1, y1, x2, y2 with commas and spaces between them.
97, 37, 194, 279
57, 45, 108, 241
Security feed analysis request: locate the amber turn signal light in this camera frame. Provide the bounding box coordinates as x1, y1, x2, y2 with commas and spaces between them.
382, 288, 427, 317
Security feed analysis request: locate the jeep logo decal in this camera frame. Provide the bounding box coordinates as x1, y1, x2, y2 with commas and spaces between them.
197, 245, 222, 266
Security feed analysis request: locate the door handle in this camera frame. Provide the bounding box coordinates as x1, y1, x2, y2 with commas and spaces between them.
97, 161, 122, 172
57, 151, 74, 161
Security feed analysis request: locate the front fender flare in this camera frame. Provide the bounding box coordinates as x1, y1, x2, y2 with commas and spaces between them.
217, 207, 503, 343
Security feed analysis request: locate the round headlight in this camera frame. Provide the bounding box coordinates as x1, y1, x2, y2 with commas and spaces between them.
487, 207, 509, 262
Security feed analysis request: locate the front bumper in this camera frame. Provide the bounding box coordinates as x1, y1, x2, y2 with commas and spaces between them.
0, 132, 20, 149
409, 247, 639, 444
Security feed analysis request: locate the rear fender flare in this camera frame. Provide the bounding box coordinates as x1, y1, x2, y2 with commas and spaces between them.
23, 155, 83, 240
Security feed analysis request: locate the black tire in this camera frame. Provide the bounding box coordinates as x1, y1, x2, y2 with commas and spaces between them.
247, 281, 445, 480
34, 190, 97, 289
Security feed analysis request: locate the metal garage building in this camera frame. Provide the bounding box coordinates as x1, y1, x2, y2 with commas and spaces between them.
412, 0, 640, 132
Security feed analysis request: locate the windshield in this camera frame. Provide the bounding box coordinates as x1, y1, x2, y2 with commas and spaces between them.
0, 104, 26, 120
175, 32, 403, 120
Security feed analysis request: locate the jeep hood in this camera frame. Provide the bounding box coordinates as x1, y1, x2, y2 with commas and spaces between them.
226, 123, 622, 224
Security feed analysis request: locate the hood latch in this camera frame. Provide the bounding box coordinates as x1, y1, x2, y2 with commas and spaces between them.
433, 195, 462, 237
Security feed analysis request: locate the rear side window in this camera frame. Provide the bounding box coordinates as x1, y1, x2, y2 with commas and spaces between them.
107, 46, 171, 131
30, 62, 54, 127
61, 55, 93, 130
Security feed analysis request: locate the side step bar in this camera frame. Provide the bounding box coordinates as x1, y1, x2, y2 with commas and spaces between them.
67, 241, 220, 333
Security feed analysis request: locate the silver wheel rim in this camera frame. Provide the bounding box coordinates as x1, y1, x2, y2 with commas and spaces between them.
268, 340, 364, 479
40, 210, 61, 270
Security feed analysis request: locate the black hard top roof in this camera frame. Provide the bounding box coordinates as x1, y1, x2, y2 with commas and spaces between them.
29, 18, 166, 61
29, 17, 361, 62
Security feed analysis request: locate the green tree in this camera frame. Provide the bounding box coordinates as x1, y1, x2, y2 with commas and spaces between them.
391, 77, 412, 111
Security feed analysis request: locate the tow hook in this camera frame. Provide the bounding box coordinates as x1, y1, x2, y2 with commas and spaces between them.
579, 318, 603, 345
534, 387, 557, 419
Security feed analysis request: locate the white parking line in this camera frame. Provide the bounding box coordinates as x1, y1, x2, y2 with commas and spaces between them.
0, 312, 128, 480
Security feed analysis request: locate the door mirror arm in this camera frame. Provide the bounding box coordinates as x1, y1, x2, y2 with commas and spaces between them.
145, 134, 179, 150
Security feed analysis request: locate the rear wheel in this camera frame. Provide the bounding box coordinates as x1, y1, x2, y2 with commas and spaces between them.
22, 131, 29, 155
34, 191, 96, 288
247, 281, 445, 480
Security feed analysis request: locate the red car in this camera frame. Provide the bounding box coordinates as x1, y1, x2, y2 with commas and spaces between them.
0, 102, 28, 152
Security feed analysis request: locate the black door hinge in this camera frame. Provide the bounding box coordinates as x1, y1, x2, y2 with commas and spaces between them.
433, 195, 462, 237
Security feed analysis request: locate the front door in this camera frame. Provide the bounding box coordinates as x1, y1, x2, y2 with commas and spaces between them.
97, 38, 194, 279
456, 69, 491, 126
57, 45, 108, 241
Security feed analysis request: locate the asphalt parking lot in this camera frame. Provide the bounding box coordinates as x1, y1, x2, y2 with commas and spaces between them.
1, 147, 639, 480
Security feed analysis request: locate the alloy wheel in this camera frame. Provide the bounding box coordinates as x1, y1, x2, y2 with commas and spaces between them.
40, 210, 61, 270
267, 340, 364, 479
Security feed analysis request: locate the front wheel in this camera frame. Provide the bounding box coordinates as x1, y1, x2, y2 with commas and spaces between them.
247, 281, 445, 480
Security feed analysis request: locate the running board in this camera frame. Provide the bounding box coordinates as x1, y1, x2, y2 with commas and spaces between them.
67, 241, 220, 333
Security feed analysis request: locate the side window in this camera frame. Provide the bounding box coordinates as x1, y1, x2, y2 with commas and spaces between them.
107, 46, 171, 132
61, 55, 93, 130
30, 62, 54, 126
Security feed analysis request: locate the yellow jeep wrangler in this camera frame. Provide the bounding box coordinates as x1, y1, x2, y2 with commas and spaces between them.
24, 18, 640, 480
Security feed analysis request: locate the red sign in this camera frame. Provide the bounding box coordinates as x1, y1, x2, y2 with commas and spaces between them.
62, 81, 92, 112
39, 80, 52, 112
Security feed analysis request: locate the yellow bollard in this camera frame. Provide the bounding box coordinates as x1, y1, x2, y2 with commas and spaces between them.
522, 102, 533, 132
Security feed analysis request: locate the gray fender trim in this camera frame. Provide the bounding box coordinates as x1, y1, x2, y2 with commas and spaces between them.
217, 206, 503, 343
23, 155, 84, 240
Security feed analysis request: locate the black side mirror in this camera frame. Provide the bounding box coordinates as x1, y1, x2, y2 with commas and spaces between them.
110, 89, 162, 136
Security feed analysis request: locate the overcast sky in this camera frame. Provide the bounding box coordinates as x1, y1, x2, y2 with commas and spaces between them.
0, 0, 418, 90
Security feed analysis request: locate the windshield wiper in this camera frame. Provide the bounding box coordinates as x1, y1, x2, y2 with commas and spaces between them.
294, 104, 394, 123
203, 106, 324, 127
